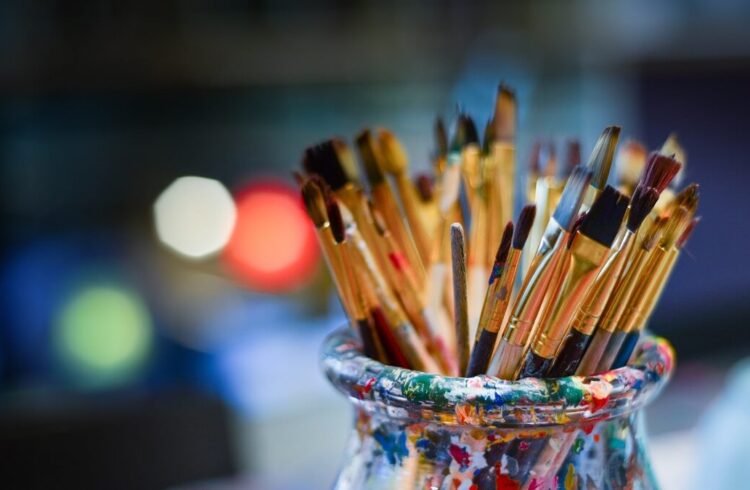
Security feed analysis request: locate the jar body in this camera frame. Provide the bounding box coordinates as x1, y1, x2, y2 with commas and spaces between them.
335, 408, 656, 489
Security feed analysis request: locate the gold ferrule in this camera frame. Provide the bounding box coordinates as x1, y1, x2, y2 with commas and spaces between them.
571, 232, 635, 336
537, 219, 564, 256
531, 233, 611, 359
486, 250, 522, 335
636, 248, 679, 329
502, 239, 565, 346
619, 245, 671, 333
597, 243, 654, 333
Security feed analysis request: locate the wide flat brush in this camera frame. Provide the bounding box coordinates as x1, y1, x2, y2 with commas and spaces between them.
519, 186, 629, 378
487, 166, 591, 380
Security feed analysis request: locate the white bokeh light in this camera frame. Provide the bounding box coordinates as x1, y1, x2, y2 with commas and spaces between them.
154, 176, 237, 259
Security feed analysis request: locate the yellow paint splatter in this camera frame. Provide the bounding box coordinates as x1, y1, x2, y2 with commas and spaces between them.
564, 463, 577, 490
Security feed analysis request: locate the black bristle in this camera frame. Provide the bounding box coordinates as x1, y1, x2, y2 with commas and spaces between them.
482, 119, 494, 154
302, 140, 349, 191
627, 185, 659, 232
327, 200, 346, 244
435, 117, 448, 158
495, 222, 514, 264
578, 185, 629, 247
462, 114, 480, 147
513, 205, 536, 250
642, 152, 682, 192
553, 165, 593, 231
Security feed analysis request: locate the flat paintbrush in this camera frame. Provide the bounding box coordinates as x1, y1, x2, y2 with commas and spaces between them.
582, 126, 620, 210
487, 85, 516, 263
487, 166, 592, 379
519, 185, 629, 378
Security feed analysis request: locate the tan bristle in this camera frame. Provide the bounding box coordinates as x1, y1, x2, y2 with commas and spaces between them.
301, 180, 327, 228
377, 129, 409, 175
327, 199, 347, 244
492, 84, 516, 142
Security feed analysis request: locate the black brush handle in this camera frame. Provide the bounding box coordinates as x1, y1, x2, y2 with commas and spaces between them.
518, 350, 553, 379
598, 330, 627, 372
465, 329, 498, 377
357, 318, 379, 360
548, 328, 593, 378
612, 331, 641, 369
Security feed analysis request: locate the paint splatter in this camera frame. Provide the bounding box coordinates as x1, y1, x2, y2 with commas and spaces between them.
564, 463, 577, 490
449, 444, 471, 469
495, 474, 520, 490
373, 428, 408, 465
573, 438, 585, 454
518, 441, 530, 451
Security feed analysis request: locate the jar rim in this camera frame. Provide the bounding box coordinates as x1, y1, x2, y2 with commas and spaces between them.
321, 327, 674, 428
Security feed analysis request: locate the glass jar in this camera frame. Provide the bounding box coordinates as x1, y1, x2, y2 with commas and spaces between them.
321, 327, 674, 489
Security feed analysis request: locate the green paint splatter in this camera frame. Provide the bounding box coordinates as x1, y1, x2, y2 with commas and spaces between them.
402, 374, 450, 407
572, 438, 585, 454
553, 378, 584, 405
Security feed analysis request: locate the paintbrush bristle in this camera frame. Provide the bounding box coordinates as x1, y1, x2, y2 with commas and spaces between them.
673, 183, 700, 214
378, 129, 409, 175
327, 199, 347, 244
355, 129, 387, 186
482, 119, 494, 155
415, 174, 434, 202
462, 115, 480, 147
492, 83, 516, 142
303, 139, 360, 191
435, 117, 448, 158
627, 185, 660, 232
496, 221, 514, 264
642, 152, 682, 193
660, 133, 686, 187
661, 205, 691, 247
513, 205, 536, 250
301, 179, 327, 228
586, 126, 621, 190
568, 212, 588, 247
553, 165, 593, 231
578, 185, 629, 246
677, 217, 700, 249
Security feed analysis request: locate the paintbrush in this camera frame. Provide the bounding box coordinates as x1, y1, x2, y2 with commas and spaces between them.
548, 153, 681, 376
466, 221, 514, 377
368, 201, 456, 374
487, 85, 516, 265
518, 186, 629, 378
414, 174, 440, 241
467, 205, 535, 377
451, 223, 470, 375
356, 129, 427, 287
522, 141, 556, 275
378, 129, 433, 267
611, 216, 699, 369
329, 198, 441, 373
597, 205, 693, 372
582, 126, 620, 209
487, 166, 592, 380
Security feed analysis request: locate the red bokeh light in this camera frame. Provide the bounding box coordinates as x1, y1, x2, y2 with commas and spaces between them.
223, 180, 319, 292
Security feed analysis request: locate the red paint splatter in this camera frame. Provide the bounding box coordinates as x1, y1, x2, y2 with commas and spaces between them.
496, 474, 520, 490
388, 252, 411, 272
518, 441, 530, 451
527, 478, 544, 490
590, 394, 609, 412
470, 485, 478, 490
452, 477, 462, 489
353, 377, 377, 399
449, 444, 471, 468
363, 377, 376, 393
488, 434, 496, 442
581, 423, 595, 435
594, 434, 601, 442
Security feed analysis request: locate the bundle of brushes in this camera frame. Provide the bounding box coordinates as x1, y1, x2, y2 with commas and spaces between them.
298, 84, 700, 385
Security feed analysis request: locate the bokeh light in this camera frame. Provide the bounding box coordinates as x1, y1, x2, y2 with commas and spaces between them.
55, 284, 153, 386
223, 180, 319, 292
154, 176, 237, 259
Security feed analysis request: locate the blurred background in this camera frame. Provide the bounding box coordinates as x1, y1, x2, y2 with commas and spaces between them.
1, 1, 749, 489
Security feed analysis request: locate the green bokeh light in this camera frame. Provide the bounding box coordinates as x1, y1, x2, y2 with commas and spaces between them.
55, 285, 153, 386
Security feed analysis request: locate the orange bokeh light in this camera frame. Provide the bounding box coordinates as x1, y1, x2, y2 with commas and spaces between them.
223, 180, 319, 292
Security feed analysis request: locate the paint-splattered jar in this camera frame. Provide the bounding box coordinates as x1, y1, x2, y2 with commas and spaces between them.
322, 328, 674, 489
